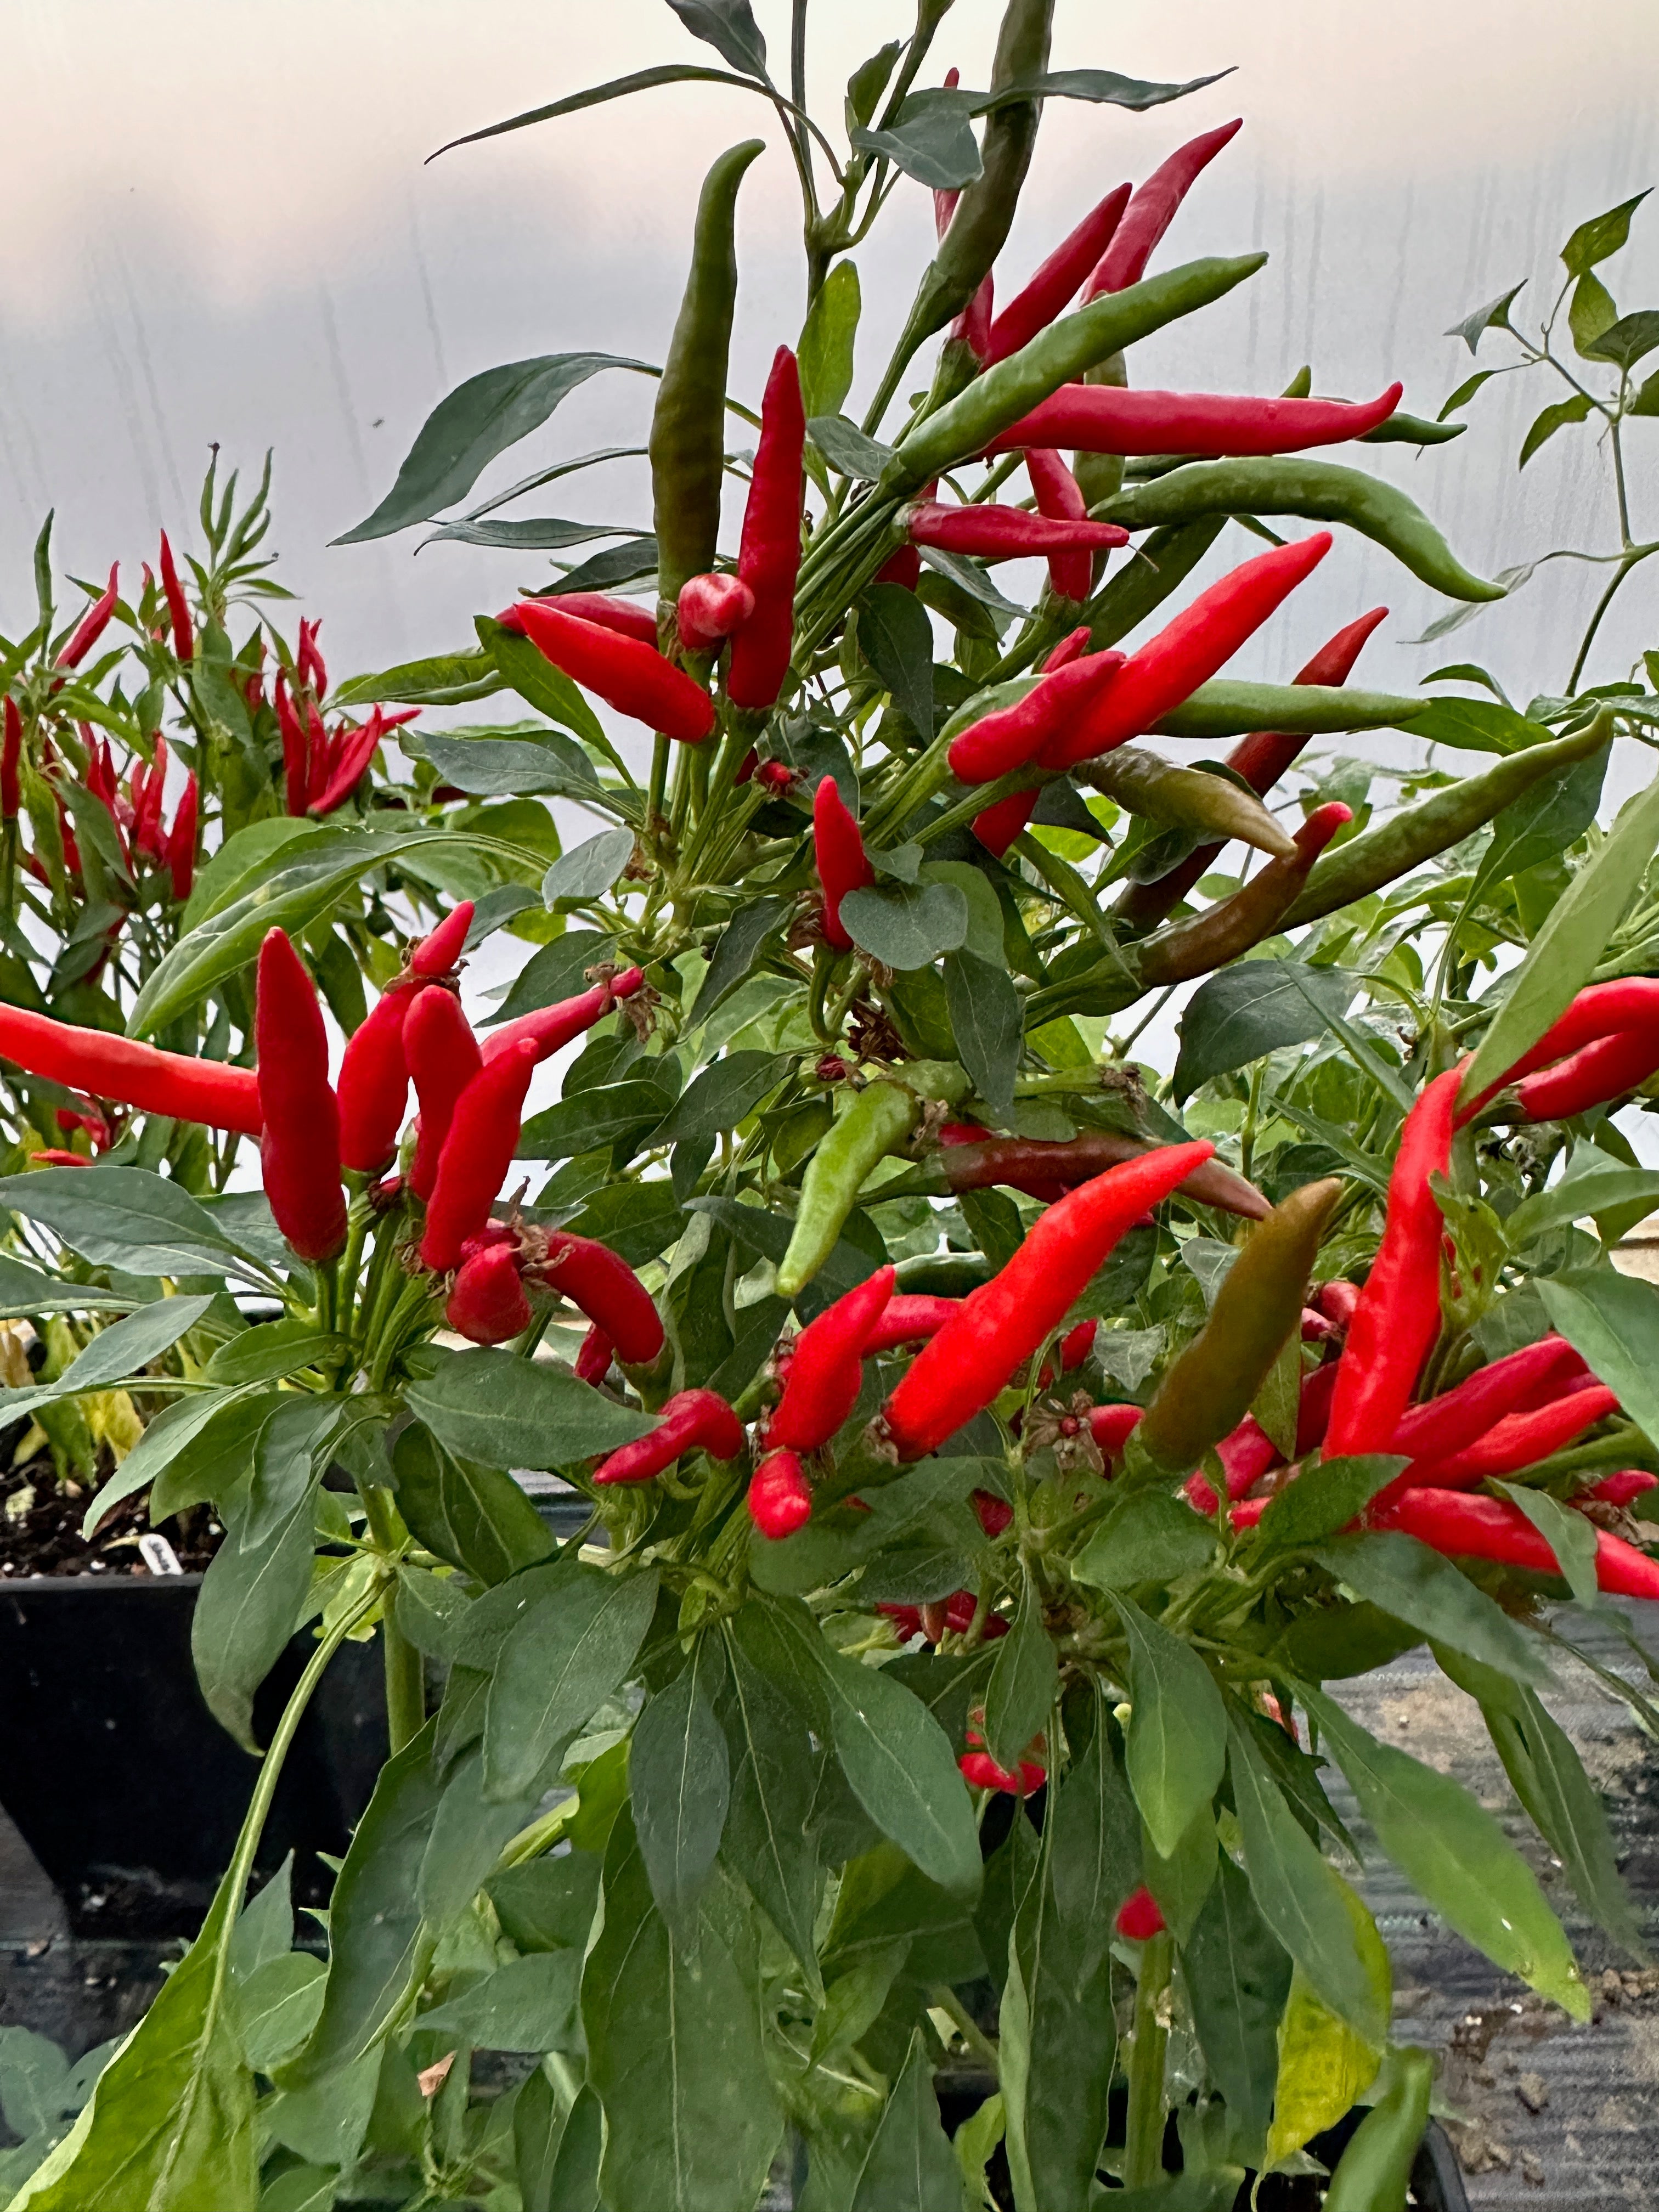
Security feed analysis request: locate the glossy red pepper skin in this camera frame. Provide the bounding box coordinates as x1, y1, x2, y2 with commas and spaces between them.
1323, 1068, 1461, 1459
297, 617, 326, 694
1399, 1386, 1619, 1493
1025, 448, 1095, 602
676, 573, 755, 654
727, 346, 806, 712
159, 533, 193, 663
256, 928, 347, 1263
904, 501, 1128, 562
543, 592, 660, 644
593, 1387, 744, 1485
1317, 1278, 1363, 1330
948, 647, 1124, 783
748, 1446, 812, 1538
1115, 1886, 1167, 1940
1585, 1470, 1657, 1508
2, 698, 20, 821
166, 772, 198, 902
882, 1142, 1214, 1461
1516, 1029, 1659, 1120
972, 786, 1043, 858
1090, 1402, 1144, 1460
575, 1324, 615, 1385
418, 1037, 537, 1274
503, 600, 716, 743
405, 986, 483, 1201
960, 1750, 1046, 1795
0, 1005, 262, 1137
769, 1265, 895, 1453
56, 563, 119, 670
310, 704, 417, 818
1047, 533, 1334, 770
1186, 1411, 1280, 1514
861, 1295, 961, 1355
973, 1491, 1014, 1538
1460, 978, 1659, 1121
988, 382, 1403, 459
813, 776, 874, 951
409, 901, 475, 980
539, 1232, 664, 1365
482, 968, 645, 1066
447, 1242, 533, 1344
1379, 1487, 1659, 1600
983, 181, 1132, 365
275, 675, 308, 816
1045, 626, 1092, 672
1386, 1336, 1583, 1467
1084, 119, 1243, 298
338, 985, 424, 1173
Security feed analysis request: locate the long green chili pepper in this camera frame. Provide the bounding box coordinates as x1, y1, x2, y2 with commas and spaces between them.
1322, 2048, 1435, 2212
649, 138, 765, 606
1079, 747, 1294, 857
777, 1060, 968, 1301
1148, 679, 1425, 741
1279, 712, 1613, 930
1098, 455, 1504, 602
1137, 1175, 1342, 1472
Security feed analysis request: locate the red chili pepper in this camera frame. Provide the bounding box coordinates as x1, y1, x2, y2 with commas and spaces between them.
1036, 1317, 1098, 1389
1115, 1886, 1167, 1940
419, 1038, 537, 1274
57, 1101, 111, 1149
537, 1231, 665, 1364
1398, 1386, 1619, 1494
1379, 1487, 1659, 1601
727, 346, 806, 713
56, 564, 120, 670
860, 1295, 961, 1355
593, 1387, 744, 1485
158, 533, 193, 663
1516, 1029, 1659, 1121
676, 573, 756, 654
1045, 534, 1335, 771
0, 1005, 262, 1136
409, 900, 475, 980
168, 775, 199, 901
2, 698, 20, 821
406, 986, 484, 1201
933, 132, 995, 366
882, 1143, 1213, 1461
297, 617, 327, 696
874, 546, 922, 592
770, 1265, 895, 1453
948, 646, 1124, 783
1090, 1402, 1144, 1460
256, 929, 347, 1263
1323, 1068, 1460, 1459
275, 675, 308, 816
904, 500, 1128, 563
1460, 978, 1659, 1122
1584, 1470, 1657, 1508
1023, 448, 1096, 603
1317, 1277, 1364, 1330
879, 1589, 1008, 1644
544, 592, 661, 645
1186, 1410, 1281, 1514
29, 1148, 91, 1168
973, 1490, 1013, 1538
960, 1749, 1046, 1795
338, 986, 424, 1175
971, 786, 1042, 858
482, 968, 646, 1067
447, 1240, 533, 1344
814, 775, 874, 951
1083, 119, 1244, 300
312, 705, 417, 819
988, 383, 1403, 460
503, 599, 715, 744
1045, 626, 1092, 672
1296, 1358, 1340, 1458
575, 1324, 615, 1385
748, 1446, 812, 1538
1386, 1336, 1583, 1468
984, 182, 1133, 366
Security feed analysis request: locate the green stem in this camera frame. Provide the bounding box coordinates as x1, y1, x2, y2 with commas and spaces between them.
928, 1984, 1001, 2075
493, 1794, 577, 1875
1123, 1929, 1172, 2190
359, 1484, 422, 1752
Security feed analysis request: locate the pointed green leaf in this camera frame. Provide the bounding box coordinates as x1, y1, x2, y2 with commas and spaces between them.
1115, 1593, 1226, 1859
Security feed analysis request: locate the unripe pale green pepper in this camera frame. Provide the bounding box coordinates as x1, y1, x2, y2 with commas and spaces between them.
1323, 2048, 1435, 2212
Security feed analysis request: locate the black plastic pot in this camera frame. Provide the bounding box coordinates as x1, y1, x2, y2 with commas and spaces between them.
0, 1572, 386, 1937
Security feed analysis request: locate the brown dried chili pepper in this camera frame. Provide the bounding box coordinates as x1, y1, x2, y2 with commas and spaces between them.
881, 1142, 1213, 1461
593, 1387, 744, 1485
904, 1123, 1271, 1220
502, 599, 716, 743
813, 775, 874, 951
1130, 801, 1352, 987
417, 1037, 538, 1274
405, 986, 483, 1201
256, 927, 347, 1262
748, 1446, 812, 1539
769, 1265, 895, 1454
985, 381, 1403, 459
726, 345, 806, 712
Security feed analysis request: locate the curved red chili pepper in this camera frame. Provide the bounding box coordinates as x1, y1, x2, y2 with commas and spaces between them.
986, 383, 1403, 460
56, 565, 120, 670
406, 986, 483, 1202
544, 592, 660, 644
748, 1446, 812, 1538
537, 1231, 664, 1365
874, 546, 922, 592
409, 901, 475, 981
861, 1295, 961, 1356
417, 1037, 535, 1274
973, 1490, 1013, 1538
1585, 1470, 1657, 1508
1396, 1386, 1619, 1494
1379, 1487, 1659, 1601
159, 533, 193, 663
984, 181, 1132, 366
1186, 1411, 1280, 1514
971, 786, 1042, 858
338, 986, 424, 1174
1323, 1067, 1461, 1459
166, 772, 198, 902
275, 674, 308, 817
297, 618, 326, 695
1460, 978, 1659, 1122
727, 346, 806, 713
676, 573, 755, 654
1024, 448, 1096, 603
960, 1750, 1046, 1795
575, 1323, 615, 1385
482, 968, 646, 1067
1317, 1277, 1363, 1330
1037, 1317, 1098, 1389
882, 1143, 1214, 1462
1386, 1336, 1583, 1467
1516, 1029, 1659, 1121
1044, 626, 1092, 672
593, 1387, 744, 1485
447, 1240, 533, 1344
769, 1265, 895, 1453
813, 776, 874, 951
1084, 119, 1243, 300
948, 647, 1124, 783
904, 501, 1128, 562
256, 928, 347, 1262
503, 599, 715, 744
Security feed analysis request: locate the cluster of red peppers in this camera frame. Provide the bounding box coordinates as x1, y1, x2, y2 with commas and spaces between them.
274, 622, 419, 819
84, 731, 198, 902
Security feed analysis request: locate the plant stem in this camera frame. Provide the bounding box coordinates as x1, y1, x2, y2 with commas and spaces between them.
928, 1983, 1001, 2075
359, 1483, 423, 1752
1123, 1929, 1172, 2190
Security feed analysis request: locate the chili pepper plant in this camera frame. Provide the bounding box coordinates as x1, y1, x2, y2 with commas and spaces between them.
7, 5, 1659, 2209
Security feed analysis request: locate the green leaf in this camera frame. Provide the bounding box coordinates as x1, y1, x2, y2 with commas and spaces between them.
236, 1954, 326, 2073
852, 91, 983, 190
1263, 1875, 1388, 2167
0, 1292, 215, 1434
1496, 1482, 1603, 1612
1561, 190, 1651, 277
1074, 1490, 1221, 1591
1508, 1164, 1659, 1249
391, 1421, 554, 1584
1568, 272, 1619, 359
1172, 963, 1355, 1101
665, 0, 768, 77
1404, 695, 1553, 753
857, 580, 935, 735
1301, 1688, 1589, 2020
484, 1565, 659, 1800
630, 1642, 731, 1916
1254, 1457, 1408, 1554
419, 730, 611, 805
798, 262, 861, 421
1458, 726, 1654, 1109
487, 1852, 602, 1954
717, 1620, 823, 1984
336, 646, 503, 709
690, 896, 790, 1021
979, 65, 1235, 112
403, 1344, 653, 1470
1180, 1852, 1293, 2158
527, 2081, 601, 2212
0, 1169, 245, 1280
1114, 1593, 1226, 1859
1314, 1532, 1553, 1688
583, 1812, 783, 2212
422, 515, 642, 552
191, 1485, 317, 1753
335, 353, 656, 543
417, 1951, 583, 2051
1538, 1269, 1659, 1459
479, 616, 613, 752
848, 2032, 962, 2212
1519, 393, 1594, 467
943, 950, 1020, 1120
651, 1050, 788, 1154
206, 1321, 345, 1388
840, 878, 968, 969
517, 1079, 673, 1163
820, 1648, 982, 1897
417, 1740, 543, 1927
809, 411, 894, 483
983, 1571, 1057, 1771
543, 825, 636, 907
1446, 281, 1527, 353
245, 1396, 338, 1547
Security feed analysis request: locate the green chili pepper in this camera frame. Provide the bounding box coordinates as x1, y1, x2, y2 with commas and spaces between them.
1323, 2048, 1435, 2212
1148, 679, 1425, 741
649, 138, 764, 605
1279, 711, 1613, 930
1359, 409, 1466, 447
1077, 747, 1295, 859
890, 256, 1266, 488
777, 1059, 968, 1300
1081, 516, 1227, 648
1098, 455, 1503, 602
1137, 1176, 1342, 1472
